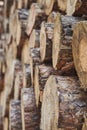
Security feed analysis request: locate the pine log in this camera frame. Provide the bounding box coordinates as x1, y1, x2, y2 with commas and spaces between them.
23, 64, 31, 88
37, 0, 55, 15
21, 88, 40, 130
3, 118, 8, 130
50, 12, 85, 70
40, 22, 54, 61
26, 3, 47, 36
72, 21, 87, 89
41, 75, 87, 130
29, 29, 40, 49
0, 105, 3, 130
9, 100, 22, 130
34, 64, 57, 106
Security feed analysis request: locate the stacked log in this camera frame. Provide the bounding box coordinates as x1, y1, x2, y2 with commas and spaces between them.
21, 87, 40, 130
41, 75, 87, 130
72, 21, 87, 89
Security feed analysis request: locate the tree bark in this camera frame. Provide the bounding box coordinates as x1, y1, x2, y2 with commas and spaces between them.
21, 88, 40, 130
41, 75, 87, 130
72, 21, 87, 89
0, 106, 3, 130
9, 100, 22, 130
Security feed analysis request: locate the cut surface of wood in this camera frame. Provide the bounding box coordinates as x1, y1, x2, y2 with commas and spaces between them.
41, 75, 87, 130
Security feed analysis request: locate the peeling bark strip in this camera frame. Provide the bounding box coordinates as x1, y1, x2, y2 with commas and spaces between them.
41, 75, 87, 130
72, 21, 87, 89
21, 88, 40, 130
9, 100, 22, 130
51, 12, 85, 70
40, 22, 54, 62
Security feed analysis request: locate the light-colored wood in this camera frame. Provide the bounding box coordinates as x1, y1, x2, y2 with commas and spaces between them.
41, 75, 87, 130
72, 21, 87, 89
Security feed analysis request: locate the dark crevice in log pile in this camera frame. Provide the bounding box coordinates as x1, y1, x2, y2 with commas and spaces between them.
72, 21, 87, 89
21, 87, 40, 130
41, 75, 87, 130
0, 105, 3, 130
9, 100, 22, 130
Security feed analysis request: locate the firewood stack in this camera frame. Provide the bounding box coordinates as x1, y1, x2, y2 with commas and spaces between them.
0, 0, 87, 130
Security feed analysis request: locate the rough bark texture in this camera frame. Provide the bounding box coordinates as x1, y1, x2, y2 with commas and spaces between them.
9, 100, 22, 130
0, 106, 3, 130
41, 75, 87, 130
72, 21, 87, 89
21, 87, 40, 130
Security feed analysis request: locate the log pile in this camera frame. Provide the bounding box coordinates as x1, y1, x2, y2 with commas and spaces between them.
0, 0, 87, 130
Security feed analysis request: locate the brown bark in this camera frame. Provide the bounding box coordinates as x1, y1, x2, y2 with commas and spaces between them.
9, 100, 22, 130
51, 12, 85, 70
41, 75, 87, 130
72, 21, 87, 89
40, 22, 54, 61
26, 3, 47, 36
21, 88, 40, 130
34, 64, 57, 106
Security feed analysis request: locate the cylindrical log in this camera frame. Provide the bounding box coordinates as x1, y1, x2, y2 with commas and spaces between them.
23, 64, 31, 88
29, 29, 40, 49
3, 118, 8, 130
40, 22, 54, 62
21, 87, 40, 130
51, 12, 85, 70
34, 64, 57, 106
30, 48, 41, 85
41, 75, 87, 130
72, 21, 87, 89
9, 100, 22, 130
26, 3, 47, 36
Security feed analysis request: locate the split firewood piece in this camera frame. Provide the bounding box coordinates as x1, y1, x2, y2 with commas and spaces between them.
30, 48, 41, 85
26, 3, 46, 36
23, 64, 31, 88
51, 12, 85, 70
0, 105, 3, 130
41, 75, 87, 130
82, 116, 87, 130
9, 100, 22, 130
57, 0, 82, 15
34, 64, 57, 106
21, 87, 40, 130
37, 0, 55, 15
72, 21, 87, 89
0, 72, 4, 91
29, 29, 40, 49
40, 22, 54, 62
